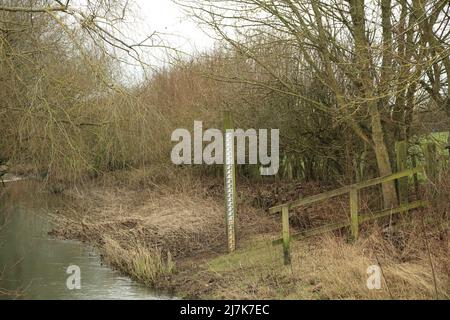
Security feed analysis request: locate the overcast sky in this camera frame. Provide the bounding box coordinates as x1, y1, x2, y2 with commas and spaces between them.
136, 0, 215, 57
114, 0, 215, 81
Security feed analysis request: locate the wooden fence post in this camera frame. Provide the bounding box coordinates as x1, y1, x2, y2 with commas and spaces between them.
411, 153, 420, 196
423, 142, 437, 180
281, 205, 291, 265
270, 167, 427, 260
396, 140, 409, 206
350, 188, 359, 240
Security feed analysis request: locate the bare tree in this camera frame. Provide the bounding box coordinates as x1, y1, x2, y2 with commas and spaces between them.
180, 0, 449, 208
0, 1, 170, 180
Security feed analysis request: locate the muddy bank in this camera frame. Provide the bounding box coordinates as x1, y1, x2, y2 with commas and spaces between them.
0, 180, 172, 300
50, 168, 450, 299
49, 168, 281, 297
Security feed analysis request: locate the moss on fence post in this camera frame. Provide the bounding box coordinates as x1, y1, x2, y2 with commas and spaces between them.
281, 205, 291, 265
396, 140, 408, 206
350, 188, 359, 241
423, 142, 437, 180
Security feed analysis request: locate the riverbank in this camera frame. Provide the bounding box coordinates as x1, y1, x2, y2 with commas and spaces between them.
50, 166, 450, 299
0, 180, 169, 300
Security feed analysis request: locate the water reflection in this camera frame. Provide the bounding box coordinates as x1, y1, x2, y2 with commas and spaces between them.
0, 181, 168, 300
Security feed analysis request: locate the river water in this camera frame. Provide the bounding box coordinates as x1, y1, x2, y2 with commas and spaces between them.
0, 180, 168, 300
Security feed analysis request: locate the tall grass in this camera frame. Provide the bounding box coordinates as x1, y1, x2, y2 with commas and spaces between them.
104, 238, 175, 286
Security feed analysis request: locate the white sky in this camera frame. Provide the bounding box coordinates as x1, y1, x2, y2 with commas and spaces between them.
135, 0, 215, 58
115, 0, 216, 81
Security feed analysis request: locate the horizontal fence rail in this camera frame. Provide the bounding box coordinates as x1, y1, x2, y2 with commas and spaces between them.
269, 167, 428, 265
269, 166, 425, 214
272, 200, 429, 246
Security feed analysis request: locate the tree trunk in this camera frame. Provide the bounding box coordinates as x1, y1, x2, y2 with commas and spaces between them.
347, 0, 399, 209
370, 104, 398, 209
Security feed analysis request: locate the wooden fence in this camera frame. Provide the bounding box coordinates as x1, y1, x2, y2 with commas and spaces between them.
269, 166, 429, 265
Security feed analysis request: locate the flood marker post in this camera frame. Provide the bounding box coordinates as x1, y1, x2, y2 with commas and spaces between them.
223, 111, 237, 253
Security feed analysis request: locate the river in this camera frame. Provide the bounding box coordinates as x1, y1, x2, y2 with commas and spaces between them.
0, 179, 169, 300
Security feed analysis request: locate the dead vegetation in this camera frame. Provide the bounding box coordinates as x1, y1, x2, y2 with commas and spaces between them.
49, 166, 449, 299
1, 0, 449, 301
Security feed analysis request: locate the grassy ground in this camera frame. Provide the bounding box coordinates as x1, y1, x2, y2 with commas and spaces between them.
200, 232, 449, 299
50, 166, 450, 299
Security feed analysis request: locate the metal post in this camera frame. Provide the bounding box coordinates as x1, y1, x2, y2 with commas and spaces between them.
223, 111, 237, 253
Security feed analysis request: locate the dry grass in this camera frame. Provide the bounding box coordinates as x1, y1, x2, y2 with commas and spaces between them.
53, 165, 278, 257
292, 234, 449, 299
50, 166, 449, 299
103, 237, 175, 286
200, 230, 449, 300
53, 185, 226, 258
